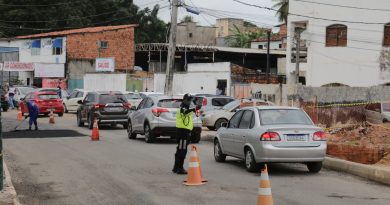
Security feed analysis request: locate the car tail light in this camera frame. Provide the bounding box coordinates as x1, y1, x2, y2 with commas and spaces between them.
34, 99, 43, 103
195, 109, 201, 117
152, 107, 169, 117
94, 104, 106, 109
260, 132, 281, 141
123, 103, 131, 109
202, 98, 208, 106
313, 131, 327, 141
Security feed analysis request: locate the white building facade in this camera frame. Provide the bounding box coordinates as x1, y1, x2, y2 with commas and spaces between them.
0, 37, 66, 86
287, 0, 390, 87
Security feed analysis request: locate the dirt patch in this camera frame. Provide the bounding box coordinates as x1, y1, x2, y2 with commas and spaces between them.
326, 123, 390, 165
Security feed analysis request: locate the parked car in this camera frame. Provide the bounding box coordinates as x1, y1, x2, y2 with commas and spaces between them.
202, 99, 272, 130
194, 94, 235, 113
127, 95, 202, 143
0, 88, 9, 112
364, 102, 390, 123
139, 92, 163, 99
63, 89, 87, 113
76, 91, 130, 129
38, 88, 70, 99
13, 86, 37, 106
19, 91, 65, 116
123, 92, 142, 107
214, 106, 327, 173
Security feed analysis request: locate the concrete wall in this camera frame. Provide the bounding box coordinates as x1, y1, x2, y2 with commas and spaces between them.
0, 51, 19, 85
216, 18, 245, 38
84, 73, 127, 92
154, 62, 231, 95
287, 0, 390, 87
250, 41, 282, 50
177, 22, 216, 45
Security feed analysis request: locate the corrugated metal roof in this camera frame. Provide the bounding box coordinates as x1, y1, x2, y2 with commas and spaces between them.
16, 25, 137, 39
215, 46, 286, 55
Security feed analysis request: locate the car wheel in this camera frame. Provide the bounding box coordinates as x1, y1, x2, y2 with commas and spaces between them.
88, 115, 94, 130
77, 112, 84, 127
64, 104, 68, 113
245, 148, 259, 173
307, 162, 322, 173
58, 113, 64, 117
215, 118, 228, 130
191, 133, 201, 143
144, 123, 155, 143
127, 121, 137, 139
207, 126, 215, 131
214, 140, 226, 162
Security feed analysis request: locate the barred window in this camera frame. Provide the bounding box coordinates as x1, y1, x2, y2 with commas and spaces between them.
384, 23, 390, 47
326, 24, 347, 47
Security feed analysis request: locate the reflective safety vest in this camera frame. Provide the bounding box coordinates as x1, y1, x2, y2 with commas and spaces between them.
176, 109, 193, 131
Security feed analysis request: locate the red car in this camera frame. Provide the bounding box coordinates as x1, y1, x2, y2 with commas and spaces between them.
20, 91, 65, 117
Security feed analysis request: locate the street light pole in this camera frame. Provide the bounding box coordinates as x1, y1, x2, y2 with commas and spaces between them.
164, 0, 179, 96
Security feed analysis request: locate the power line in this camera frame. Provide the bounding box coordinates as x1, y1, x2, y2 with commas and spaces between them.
294, 0, 390, 12
233, 0, 389, 25
185, 0, 214, 26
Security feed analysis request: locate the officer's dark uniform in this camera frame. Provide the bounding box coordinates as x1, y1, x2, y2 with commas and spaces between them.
172, 94, 200, 175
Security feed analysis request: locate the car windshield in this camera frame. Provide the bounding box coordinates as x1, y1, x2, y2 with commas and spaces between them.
125, 93, 141, 100
259, 109, 313, 125
222, 100, 240, 111
39, 94, 59, 100
383, 103, 390, 112
19, 87, 36, 95
99, 94, 127, 104
212, 98, 234, 106
158, 99, 183, 108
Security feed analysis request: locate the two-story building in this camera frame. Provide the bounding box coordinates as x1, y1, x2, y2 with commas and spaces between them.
177, 22, 216, 45
287, 0, 390, 87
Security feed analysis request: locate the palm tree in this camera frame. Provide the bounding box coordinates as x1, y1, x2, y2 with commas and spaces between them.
272, 0, 289, 23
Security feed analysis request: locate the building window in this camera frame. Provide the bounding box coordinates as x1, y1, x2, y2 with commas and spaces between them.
99, 41, 108, 49
258, 45, 263, 49
326, 24, 347, 47
31, 39, 41, 55
52, 38, 63, 55
189, 33, 193, 38
384, 23, 390, 47
279, 44, 282, 49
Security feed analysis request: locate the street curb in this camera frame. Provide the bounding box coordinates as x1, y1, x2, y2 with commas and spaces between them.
324, 157, 390, 186
3, 161, 21, 205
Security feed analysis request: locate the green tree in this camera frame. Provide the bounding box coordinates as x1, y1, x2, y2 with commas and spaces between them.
226, 25, 267, 48
0, 0, 167, 43
181, 15, 194, 23
272, 0, 289, 23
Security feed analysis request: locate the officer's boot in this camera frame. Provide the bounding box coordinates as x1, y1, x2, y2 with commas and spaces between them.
172, 154, 179, 173
34, 121, 38, 130
176, 151, 187, 175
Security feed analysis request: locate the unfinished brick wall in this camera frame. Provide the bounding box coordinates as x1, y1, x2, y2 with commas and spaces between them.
327, 142, 385, 164
66, 27, 135, 70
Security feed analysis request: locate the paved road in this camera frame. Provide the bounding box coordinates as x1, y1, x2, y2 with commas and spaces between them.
2, 110, 390, 205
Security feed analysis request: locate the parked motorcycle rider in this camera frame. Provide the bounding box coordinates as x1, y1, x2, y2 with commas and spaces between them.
173, 93, 201, 174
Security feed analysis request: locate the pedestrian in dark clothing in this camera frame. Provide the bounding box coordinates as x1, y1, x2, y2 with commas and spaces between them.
57, 86, 62, 99
26, 100, 39, 130
173, 93, 202, 174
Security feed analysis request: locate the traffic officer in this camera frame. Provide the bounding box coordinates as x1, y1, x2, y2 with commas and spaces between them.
173, 93, 201, 174
26, 100, 39, 130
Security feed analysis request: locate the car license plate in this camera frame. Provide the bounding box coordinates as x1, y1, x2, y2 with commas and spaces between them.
286, 134, 307, 141
106, 107, 122, 112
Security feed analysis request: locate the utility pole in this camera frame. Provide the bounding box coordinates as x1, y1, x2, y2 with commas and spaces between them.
164, 0, 180, 96
294, 27, 304, 85
266, 30, 271, 84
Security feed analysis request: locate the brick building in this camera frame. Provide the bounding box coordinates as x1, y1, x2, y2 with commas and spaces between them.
16, 25, 137, 89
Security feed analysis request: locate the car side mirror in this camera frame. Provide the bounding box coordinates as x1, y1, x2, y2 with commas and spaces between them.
77, 100, 83, 104
221, 122, 228, 128
131, 106, 137, 110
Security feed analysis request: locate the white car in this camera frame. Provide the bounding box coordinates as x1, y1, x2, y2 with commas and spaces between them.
123, 92, 143, 108
63, 89, 87, 113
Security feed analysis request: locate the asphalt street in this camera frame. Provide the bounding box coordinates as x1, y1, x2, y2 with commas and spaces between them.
2, 110, 390, 205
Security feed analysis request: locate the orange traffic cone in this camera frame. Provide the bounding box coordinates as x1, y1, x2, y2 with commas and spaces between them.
194, 146, 207, 182
257, 165, 274, 205
49, 110, 55, 124
91, 118, 100, 141
17, 107, 23, 121
184, 145, 205, 186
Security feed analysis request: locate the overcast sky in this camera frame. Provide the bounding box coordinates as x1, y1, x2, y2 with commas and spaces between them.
133, 0, 279, 28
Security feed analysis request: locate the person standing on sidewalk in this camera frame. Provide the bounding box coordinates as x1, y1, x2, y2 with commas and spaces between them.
172, 94, 201, 174
25, 100, 39, 130
7, 85, 15, 109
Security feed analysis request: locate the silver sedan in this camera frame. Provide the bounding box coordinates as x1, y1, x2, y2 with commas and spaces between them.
214, 106, 327, 173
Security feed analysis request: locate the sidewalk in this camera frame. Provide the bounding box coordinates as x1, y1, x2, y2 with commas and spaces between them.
0, 162, 20, 205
